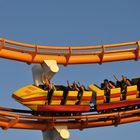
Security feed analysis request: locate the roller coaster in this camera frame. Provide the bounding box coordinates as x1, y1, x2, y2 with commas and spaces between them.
0, 38, 140, 139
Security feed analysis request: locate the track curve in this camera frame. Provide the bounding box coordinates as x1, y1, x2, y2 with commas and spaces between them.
0, 38, 140, 65
1, 38, 140, 130
0, 106, 140, 130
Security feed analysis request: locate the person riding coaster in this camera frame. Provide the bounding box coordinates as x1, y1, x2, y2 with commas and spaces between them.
114, 75, 131, 100
101, 79, 115, 103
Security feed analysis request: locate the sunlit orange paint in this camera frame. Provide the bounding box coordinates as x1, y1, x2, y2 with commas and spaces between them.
0, 107, 140, 130
0, 38, 140, 65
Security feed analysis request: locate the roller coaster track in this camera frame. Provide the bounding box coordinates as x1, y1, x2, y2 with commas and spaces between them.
0, 38, 140, 65
1, 38, 140, 131
0, 106, 140, 130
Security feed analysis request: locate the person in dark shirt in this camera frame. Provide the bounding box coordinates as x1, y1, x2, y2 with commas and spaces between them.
114, 75, 131, 100
101, 79, 115, 103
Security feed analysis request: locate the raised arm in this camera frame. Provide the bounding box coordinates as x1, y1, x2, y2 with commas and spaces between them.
113, 74, 120, 82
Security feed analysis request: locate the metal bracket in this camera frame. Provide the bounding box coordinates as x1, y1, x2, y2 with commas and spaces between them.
0, 38, 5, 51
4, 116, 19, 130
135, 41, 140, 60
99, 45, 105, 64
65, 47, 72, 66
113, 113, 121, 127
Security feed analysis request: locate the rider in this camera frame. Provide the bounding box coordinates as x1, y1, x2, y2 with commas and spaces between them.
113, 75, 131, 100
41, 74, 56, 91
41, 74, 56, 104
101, 79, 115, 103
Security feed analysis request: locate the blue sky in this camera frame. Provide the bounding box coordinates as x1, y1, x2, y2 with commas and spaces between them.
0, 0, 140, 139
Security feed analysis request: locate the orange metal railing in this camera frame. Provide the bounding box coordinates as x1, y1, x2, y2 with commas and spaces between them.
0, 38, 140, 65
0, 106, 140, 130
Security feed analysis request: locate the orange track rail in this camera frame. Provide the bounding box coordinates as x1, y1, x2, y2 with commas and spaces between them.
1, 38, 140, 130
0, 38, 140, 65
0, 107, 140, 130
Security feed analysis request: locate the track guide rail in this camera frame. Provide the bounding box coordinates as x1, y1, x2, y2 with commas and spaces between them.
0, 38, 140, 65
0, 106, 140, 130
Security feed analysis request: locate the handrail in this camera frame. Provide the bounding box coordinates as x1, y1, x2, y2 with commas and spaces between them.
0, 38, 137, 50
